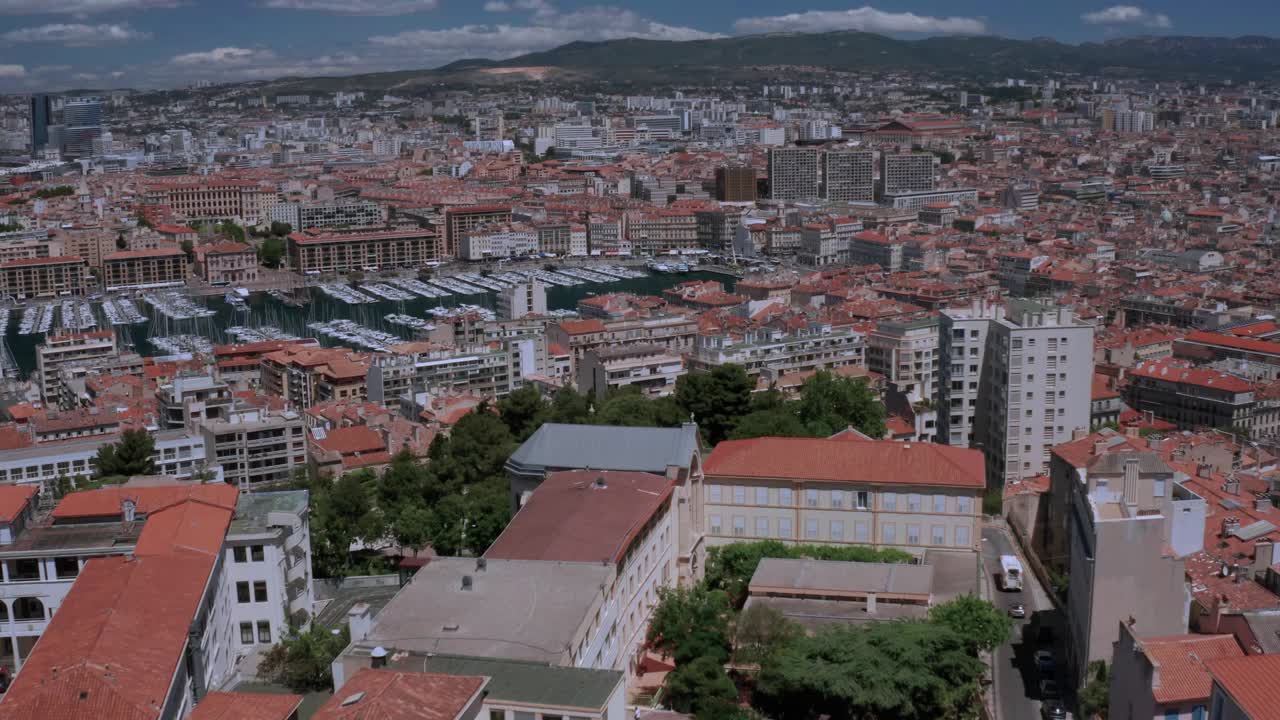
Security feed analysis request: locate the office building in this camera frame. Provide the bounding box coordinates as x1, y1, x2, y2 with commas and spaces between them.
823, 149, 875, 202
143, 180, 276, 224
882, 188, 978, 210
703, 437, 983, 557
59, 97, 103, 159
28, 94, 51, 156
496, 280, 547, 320
768, 146, 820, 201
715, 165, 757, 202
444, 205, 512, 257
938, 299, 1095, 485
266, 200, 386, 231
881, 152, 935, 195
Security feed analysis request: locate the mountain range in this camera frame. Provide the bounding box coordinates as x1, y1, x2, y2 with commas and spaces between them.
256, 32, 1280, 95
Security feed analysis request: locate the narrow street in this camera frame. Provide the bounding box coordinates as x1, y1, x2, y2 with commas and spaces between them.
981, 524, 1067, 720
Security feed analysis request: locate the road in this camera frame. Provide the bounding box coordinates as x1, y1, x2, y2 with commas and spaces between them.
982, 524, 1067, 720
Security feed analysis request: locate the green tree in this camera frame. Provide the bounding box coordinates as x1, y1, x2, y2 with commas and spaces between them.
732, 604, 802, 665
795, 370, 887, 438
754, 621, 983, 720
218, 220, 246, 244
647, 585, 732, 666
260, 235, 286, 268
270, 221, 293, 237
675, 365, 753, 445
1079, 660, 1111, 720
257, 625, 350, 692
92, 428, 156, 479
706, 541, 914, 608
664, 655, 738, 715
115, 231, 128, 250
497, 385, 549, 441
727, 408, 809, 440
546, 385, 592, 424
180, 238, 194, 260
928, 595, 1013, 654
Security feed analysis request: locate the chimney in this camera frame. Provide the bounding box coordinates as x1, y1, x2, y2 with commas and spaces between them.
1094, 439, 1108, 456
1222, 516, 1241, 538
1126, 426, 1141, 439
1223, 475, 1240, 494
866, 592, 877, 615
1073, 428, 1089, 441
1253, 539, 1275, 576
370, 645, 388, 669
1257, 495, 1272, 513
121, 499, 137, 523
1123, 458, 1140, 507
476, 557, 487, 572
347, 602, 372, 642
1199, 464, 1215, 480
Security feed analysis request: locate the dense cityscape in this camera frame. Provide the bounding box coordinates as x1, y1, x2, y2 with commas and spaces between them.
1, 2, 1280, 719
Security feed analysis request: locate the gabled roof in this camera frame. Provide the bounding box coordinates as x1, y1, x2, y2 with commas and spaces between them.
704, 437, 983, 489
0, 485, 36, 523
188, 692, 303, 720
315, 670, 486, 720
1139, 634, 1242, 704
1206, 654, 1280, 720
52, 484, 238, 521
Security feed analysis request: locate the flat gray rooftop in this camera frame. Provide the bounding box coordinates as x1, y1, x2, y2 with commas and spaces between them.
749, 558, 935, 597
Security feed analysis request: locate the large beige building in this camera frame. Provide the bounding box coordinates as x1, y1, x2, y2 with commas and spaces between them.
35, 331, 118, 404
102, 247, 187, 290
143, 180, 276, 223
823, 149, 875, 202
702, 437, 984, 557
768, 147, 820, 201
578, 344, 684, 399
0, 256, 87, 300
287, 229, 440, 275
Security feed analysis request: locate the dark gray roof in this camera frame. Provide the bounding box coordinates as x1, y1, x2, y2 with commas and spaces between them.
229, 489, 309, 535
413, 654, 621, 712
312, 575, 403, 631
1086, 451, 1172, 476
1242, 611, 1280, 654
750, 558, 934, 597
506, 422, 699, 476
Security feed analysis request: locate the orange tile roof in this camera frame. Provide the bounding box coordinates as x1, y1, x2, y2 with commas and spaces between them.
0, 485, 36, 523
188, 692, 303, 720
315, 426, 385, 456
1206, 654, 1280, 720
557, 318, 606, 335
312, 669, 486, 720
1140, 634, 1242, 704
705, 437, 984, 489
1182, 330, 1280, 357
52, 484, 238, 520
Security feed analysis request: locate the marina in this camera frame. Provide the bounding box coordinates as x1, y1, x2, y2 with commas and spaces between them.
225, 325, 303, 344
385, 314, 437, 332
151, 334, 214, 356
306, 319, 401, 352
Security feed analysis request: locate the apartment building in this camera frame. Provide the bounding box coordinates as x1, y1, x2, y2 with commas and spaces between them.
535, 222, 589, 256
703, 437, 983, 557
411, 346, 515, 396
260, 346, 369, 409
35, 330, 117, 404
102, 246, 187, 290
938, 299, 1095, 485
548, 314, 698, 375
143, 179, 276, 223
865, 315, 939, 404
266, 199, 386, 230
880, 152, 936, 195
0, 256, 87, 300
157, 374, 235, 429
287, 228, 441, 275
578, 344, 684, 399
486, 469, 677, 680
200, 408, 307, 490
444, 204, 512, 257
822, 149, 874, 202
195, 242, 259, 286
850, 230, 904, 272
628, 209, 699, 254
768, 146, 820, 201
496, 280, 547, 320
715, 165, 757, 202
0, 234, 54, 264
882, 188, 978, 211
459, 222, 538, 260
224, 490, 315, 644
1107, 623, 1240, 720
691, 324, 865, 378
798, 223, 845, 267
1060, 449, 1205, 685
1125, 359, 1280, 436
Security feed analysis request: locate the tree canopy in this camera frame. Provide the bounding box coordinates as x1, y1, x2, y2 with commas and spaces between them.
92, 428, 156, 481
674, 365, 753, 445
728, 370, 886, 441
647, 585, 733, 666
928, 595, 1014, 654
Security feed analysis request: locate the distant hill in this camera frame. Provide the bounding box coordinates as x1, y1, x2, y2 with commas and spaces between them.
247, 31, 1280, 95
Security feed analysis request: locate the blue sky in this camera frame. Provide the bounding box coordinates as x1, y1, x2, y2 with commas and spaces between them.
0, 1, 1271, 92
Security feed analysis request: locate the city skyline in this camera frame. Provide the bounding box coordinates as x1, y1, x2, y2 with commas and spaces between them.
0, 1, 1276, 92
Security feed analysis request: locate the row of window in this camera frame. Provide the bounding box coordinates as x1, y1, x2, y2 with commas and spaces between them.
240, 620, 273, 645
236, 580, 269, 604
707, 485, 972, 514
707, 514, 973, 547
231, 545, 266, 563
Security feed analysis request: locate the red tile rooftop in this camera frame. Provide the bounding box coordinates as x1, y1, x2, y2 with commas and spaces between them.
1181, 330, 1280, 356
1205, 654, 1280, 720
187, 692, 303, 720
0, 485, 36, 524
104, 247, 185, 260
1139, 634, 1243, 705
52, 483, 238, 520
312, 669, 486, 720
0, 255, 85, 268
705, 437, 984, 488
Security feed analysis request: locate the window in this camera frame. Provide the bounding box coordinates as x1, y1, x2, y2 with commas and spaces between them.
709, 514, 722, 534
732, 516, 746, 536
933, 495, 946, 513
956, 525, 970, 547
733, 486, 746, 504
240, 622, 254, 644
709, 485, 722, 503
1154, 479, 1167, 497
755, 487, 769, 505
908, 494, 921, 512
806, 489, 819, 507
932, 525, 945, 545
856, 491, 870, 509
830, 490, 844, 508
882, 523, 897, 543
778, 518, 793, 539
855, 521, 869, 542
906, 524, 921, 544
830, 520, 844, 541
1192, 705, 1206, 720
491, 711, 507, 720
883, 493, 897, 511
236, 581, 251, 604
251, 545, 264, 562
779, 488, 793, 506
1166, 710, 1180, 720
257, 620, 271, 643
755, 517, 769, 536
957, 496, 973, 514
233, 546, 247, 563
805, 519, 819, 540
254, 581, 268, 602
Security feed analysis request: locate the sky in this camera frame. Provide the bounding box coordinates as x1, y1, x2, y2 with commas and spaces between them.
0, 1, 1272, 92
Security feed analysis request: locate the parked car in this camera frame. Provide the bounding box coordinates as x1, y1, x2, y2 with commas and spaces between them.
1009, 603, 1027, 619
1038, 678, 1061, 699
1041, 700, 1067, 719
1035, 649, 1057, 673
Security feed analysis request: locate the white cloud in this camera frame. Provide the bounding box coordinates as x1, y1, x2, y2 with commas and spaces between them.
0, 64, 26, 78
261, 0, 437, 14
483, 0, 509, 10
1081, 5, 1171, 28
733, 6, 986, 35
2, 23, 150, 46
0, 0, 176, 14
172, 47, 275, 65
